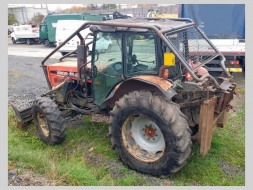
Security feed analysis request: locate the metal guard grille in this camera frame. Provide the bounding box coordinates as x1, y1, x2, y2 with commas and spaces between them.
165, 27, 221, 70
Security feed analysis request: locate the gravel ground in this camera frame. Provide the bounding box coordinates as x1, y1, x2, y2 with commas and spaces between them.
8, 54, 245, 186
8, 55, 56, 110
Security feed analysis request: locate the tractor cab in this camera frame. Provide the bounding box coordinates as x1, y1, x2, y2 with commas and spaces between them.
90, 31, 159, 105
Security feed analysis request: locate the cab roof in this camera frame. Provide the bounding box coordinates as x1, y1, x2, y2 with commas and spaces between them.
89, 17, 192, 33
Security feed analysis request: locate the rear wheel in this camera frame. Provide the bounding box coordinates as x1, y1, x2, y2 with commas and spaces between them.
11, 37, 16, 44
109, 90, 192, 176
32, 97, 66, 145
44, 39, 50, 47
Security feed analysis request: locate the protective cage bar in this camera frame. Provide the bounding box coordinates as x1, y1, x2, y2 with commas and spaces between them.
165, 27, 221, 71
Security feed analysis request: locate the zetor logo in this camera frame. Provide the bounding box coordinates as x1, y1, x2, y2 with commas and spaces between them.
57, 71, 77, 77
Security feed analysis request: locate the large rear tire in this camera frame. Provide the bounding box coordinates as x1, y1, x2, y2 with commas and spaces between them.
109, 90, 192, 176
32, 97, 66, 145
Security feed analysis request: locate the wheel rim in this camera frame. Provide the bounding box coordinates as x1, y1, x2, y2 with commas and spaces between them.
121, 114, 165, 163
27, 39, 30, 44
36, 111, 49, 137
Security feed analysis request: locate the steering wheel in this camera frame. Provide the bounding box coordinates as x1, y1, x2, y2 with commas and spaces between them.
131, 54, 139, 65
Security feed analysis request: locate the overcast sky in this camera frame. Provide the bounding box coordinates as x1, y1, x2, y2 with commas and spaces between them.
47, 4, 85, 11
8, 4, 86, 11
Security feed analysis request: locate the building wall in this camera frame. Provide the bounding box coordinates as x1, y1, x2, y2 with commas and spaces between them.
8, 7, 48, 24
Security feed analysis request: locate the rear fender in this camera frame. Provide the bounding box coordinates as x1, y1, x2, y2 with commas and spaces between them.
101, 75, 176, 109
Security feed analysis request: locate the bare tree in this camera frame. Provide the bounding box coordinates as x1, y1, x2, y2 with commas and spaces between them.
87, 4, 98, 10
8, 13, 18, 25
101, 4, 117, 10
137, 4, 157, 8
30, 13, 45, 24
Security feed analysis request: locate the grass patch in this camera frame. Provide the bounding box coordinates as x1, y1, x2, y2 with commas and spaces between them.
235, 86, 245, 94
171, 103, 245, 186
8, 103, 245, 186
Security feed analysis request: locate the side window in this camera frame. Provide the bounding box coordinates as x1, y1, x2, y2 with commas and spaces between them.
125, 33, 157, 76
94, 32, 121, 75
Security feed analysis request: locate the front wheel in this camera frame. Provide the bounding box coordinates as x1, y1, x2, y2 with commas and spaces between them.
32, 97, 66, 145
109, 90, 192, 176
26, 39, 31, 45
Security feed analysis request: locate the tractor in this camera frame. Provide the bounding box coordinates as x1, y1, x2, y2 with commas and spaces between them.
11, 17, 236, 176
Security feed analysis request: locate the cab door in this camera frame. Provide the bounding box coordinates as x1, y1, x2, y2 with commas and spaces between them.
91, 32, 123, 106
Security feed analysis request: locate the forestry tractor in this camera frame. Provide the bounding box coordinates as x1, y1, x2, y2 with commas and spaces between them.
11, 17, 236, 176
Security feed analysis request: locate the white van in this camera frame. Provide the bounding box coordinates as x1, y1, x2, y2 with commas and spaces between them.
56, 20, 112, 56
56, 20, 93, 56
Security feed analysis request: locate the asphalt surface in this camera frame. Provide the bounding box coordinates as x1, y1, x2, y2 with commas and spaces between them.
8, 37, 60, 58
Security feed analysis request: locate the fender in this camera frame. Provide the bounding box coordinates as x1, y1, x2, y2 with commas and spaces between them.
100, 75, 177, 109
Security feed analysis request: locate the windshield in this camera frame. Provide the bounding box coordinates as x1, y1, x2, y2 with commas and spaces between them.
164, 26, 221, 71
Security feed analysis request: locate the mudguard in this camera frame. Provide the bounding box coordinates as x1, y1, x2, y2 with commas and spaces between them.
101, 75, 177, 109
